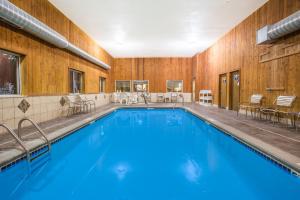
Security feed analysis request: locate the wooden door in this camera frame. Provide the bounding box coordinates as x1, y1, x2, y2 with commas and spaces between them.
192, 78, 196, 102
219, 74, 227, 109
230, 71, 240, 111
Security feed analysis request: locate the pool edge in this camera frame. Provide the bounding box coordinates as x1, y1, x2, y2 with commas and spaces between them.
1, 105, 300, 177
0, 107, 118, 171
184, 106, 300, 177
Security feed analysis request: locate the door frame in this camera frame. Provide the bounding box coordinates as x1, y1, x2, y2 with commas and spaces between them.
229, 70, 240, 110
218, 73, 227, 108
192, 78, 196, 102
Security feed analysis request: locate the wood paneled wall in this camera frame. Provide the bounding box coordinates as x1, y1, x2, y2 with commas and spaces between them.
0, 0, 113, 95
112, 58, 193, 92
193, 0, 300, 111
1, 0, 299, 110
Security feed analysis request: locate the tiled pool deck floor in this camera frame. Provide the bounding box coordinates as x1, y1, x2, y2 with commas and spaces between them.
1, 103, 300, 174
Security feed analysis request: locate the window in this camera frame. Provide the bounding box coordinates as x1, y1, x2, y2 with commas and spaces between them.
0, 49, 20, 95
69, 69, 84, 93
166, 80, 183, 92
99, 77, 106, 93
115, 80, 131, 92
133, 80, 149, 92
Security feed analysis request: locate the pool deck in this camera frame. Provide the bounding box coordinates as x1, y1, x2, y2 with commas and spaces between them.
0, 103, 300, 175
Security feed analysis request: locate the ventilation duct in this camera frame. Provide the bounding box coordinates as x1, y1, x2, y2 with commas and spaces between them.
257, 10, 300, 44
0, 0, 110, 69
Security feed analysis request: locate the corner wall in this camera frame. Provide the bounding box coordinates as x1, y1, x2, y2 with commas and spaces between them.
112, 57, 193, 93
193, 0, 300, 111
0, 0, 114, 131
0, 0, 114, 95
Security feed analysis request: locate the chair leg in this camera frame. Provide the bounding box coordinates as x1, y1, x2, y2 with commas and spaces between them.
265, 113, 268, 120
272, 113, 276, 125
288, 115, 293, 128
263, 113, 267, 120
259, 110, 262, 119
255, 109, 259, 119
67, 108, 71, 117
273, 113, 280, 126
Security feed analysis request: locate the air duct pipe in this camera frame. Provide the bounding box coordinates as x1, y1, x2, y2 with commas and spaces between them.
257, 10, 300, 44
0, 0, 110, 69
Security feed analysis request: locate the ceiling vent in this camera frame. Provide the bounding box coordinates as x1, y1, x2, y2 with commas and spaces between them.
257, 10, 300, 45
0, 0, 110, 69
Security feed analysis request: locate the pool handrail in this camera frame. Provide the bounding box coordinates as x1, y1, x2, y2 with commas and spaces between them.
0, 123, 30, 161
17, 117, 51, 152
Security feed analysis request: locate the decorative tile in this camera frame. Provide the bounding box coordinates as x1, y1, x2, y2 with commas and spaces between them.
60, 97, 66, 106
18, 99, 30, 113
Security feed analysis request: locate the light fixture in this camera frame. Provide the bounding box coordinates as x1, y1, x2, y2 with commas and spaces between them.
116, 41, 124, 46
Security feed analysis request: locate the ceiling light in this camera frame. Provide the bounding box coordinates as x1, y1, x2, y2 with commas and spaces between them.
116, 41, 124, 46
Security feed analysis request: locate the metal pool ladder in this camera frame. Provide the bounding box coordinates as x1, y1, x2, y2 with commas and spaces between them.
18, 118, 51, 161
0, 123, 30, 161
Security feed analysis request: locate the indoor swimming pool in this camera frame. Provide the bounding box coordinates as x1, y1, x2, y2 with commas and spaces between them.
0, 108, 300, 200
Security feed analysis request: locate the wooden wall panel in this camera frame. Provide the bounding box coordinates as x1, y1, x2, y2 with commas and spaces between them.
112, 57, 193, 92
193, 0, 300, 111
0, 0, 113, 95
2, 0, 299, 109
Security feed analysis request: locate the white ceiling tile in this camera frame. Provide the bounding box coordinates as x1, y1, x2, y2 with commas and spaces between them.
49, 0, 267, 57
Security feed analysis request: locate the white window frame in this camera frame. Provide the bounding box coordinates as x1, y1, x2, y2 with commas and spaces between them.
69, 68, 84, 94
99, 77, 106, 93
115, 80, 131, 92
0, 49, 21, 97
166, 80, 183, 93
132, 80, 149, 92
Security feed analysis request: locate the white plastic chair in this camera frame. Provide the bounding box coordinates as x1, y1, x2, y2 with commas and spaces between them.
157, 93, 165, 103
171, 93, 178, 103
128, 93, 138, 104
119, 93, 129, 104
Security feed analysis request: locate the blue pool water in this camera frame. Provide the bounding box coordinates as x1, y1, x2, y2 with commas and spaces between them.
0, 108, 300, 200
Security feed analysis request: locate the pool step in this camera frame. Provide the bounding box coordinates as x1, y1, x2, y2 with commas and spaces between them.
29, 145, 51, 162
29, 151, 51, 173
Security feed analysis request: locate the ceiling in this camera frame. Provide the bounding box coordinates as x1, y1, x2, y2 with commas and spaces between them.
49, 0, 267, 58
